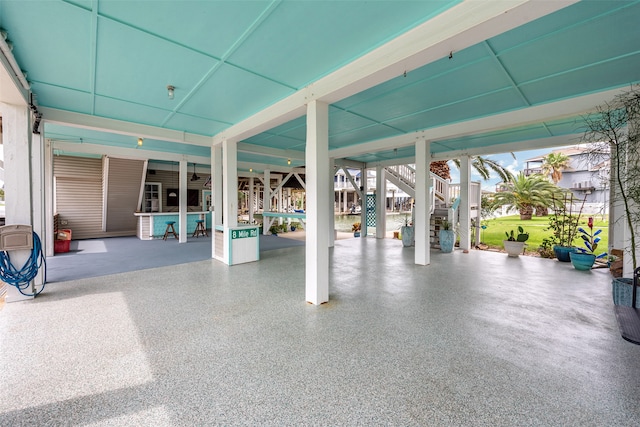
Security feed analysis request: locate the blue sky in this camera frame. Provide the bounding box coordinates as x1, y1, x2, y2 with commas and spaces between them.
447, 146, 564, 192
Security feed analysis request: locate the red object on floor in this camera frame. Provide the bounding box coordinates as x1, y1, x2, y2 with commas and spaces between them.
54, 239, 70, 254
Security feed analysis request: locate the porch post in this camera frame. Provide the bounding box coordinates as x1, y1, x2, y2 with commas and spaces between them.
264, 169, 271, 210
459, 156, 471, 251
44, 136, 55, 257
305, 100, 329, 305
360, 166, 367, 237
212, 145, 223, 259
376, 165, 386, 239
343, 189, 348, 213
249, 176, 255, 224
222, 140, 238, 263
474, 182, 482, 246
415, 139, 431, 265
329, 159, 335, 248
1, 103, 36, 301
178, 159, 187, 243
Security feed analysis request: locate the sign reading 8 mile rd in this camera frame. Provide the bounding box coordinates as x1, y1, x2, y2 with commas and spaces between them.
231, 228, 258, 239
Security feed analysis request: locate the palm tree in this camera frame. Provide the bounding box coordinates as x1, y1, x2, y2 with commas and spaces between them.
430, 156, 514, 183
494, 173, 559, 220
541, 152, 570, 184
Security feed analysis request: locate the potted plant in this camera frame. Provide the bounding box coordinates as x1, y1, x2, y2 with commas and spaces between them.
503, 226, 529, 257
569, 217, 608, 271
439, 219, 455, 253
580, 86, 640, 306
547, 192, 586, 262
401, 216, 413, 247
352, 222, 361, 238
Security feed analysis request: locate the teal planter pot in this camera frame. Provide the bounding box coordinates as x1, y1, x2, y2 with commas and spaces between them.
553, 245, 574, 262
439, 229, 455, 253
569, 251, 596, 271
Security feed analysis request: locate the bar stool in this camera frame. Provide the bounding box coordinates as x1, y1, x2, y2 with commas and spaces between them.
163, 221, 178, 240
192, 219, 208, 237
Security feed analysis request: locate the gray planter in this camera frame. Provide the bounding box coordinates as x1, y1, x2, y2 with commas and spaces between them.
401, 225, 413, 247
503, 240, 525, 257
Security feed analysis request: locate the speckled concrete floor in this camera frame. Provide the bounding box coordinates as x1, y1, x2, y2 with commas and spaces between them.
1, 238, 639, 426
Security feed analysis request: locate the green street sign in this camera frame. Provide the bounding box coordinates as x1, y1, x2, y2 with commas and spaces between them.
231, 228, 258, 239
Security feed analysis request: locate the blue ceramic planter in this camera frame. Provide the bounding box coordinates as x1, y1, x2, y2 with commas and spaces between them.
553, 245, 574, 262
569, 251, 596, 271
439, 229, 455, 253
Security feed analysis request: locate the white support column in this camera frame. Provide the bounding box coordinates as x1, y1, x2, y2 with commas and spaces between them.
609, 141, 637, 277
212, 145, 223, 260
31, 132, 46, 288
459, 156, 471, 251
264, 169, 271, 209
44, 137, 55, 257
305, 100, 330, 305
376, 166, 386, 239
249, 176, 255, 224
474, 182, 482, 246
415, 139, 431, 265
222, 140, 238, 264
360, 167, 367, 237
179, 159, 188, 243
278, 182, 283, 220
1, 103, 35, 301
343, 189, 348, 213
329, 159, 335, 248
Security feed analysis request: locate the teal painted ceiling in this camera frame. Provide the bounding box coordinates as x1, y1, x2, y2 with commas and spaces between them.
1, 0, 639, 166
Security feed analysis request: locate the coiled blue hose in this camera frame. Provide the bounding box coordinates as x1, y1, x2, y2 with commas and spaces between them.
0, 232, 47, 296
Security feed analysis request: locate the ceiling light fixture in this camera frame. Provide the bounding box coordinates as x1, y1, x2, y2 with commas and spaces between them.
137, 137, 143, 147
167, 85, 175, 100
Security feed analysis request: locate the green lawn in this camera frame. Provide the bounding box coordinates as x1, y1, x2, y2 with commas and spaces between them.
479, 215, 609, 255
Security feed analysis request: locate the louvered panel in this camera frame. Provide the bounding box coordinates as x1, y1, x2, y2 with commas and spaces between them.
55, 178, 103, 239
54, 156, 102, 179
105, 158, 145, 232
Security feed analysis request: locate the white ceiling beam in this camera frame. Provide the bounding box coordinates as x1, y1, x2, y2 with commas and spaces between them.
52, 140, 210, 164
331, 87, 624, 160
334, 159, 366, 170
237, 142, 305, 161
212, 0, 576, 145
359, 135, 584, 167
331, 134, 418, 160
431, 134, 584, 161
237, 161, 304, 175
364, 156, 417, 169
41, 107, 212, 146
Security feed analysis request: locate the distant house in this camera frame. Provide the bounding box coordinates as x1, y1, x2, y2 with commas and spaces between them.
524, 145, 609, 213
